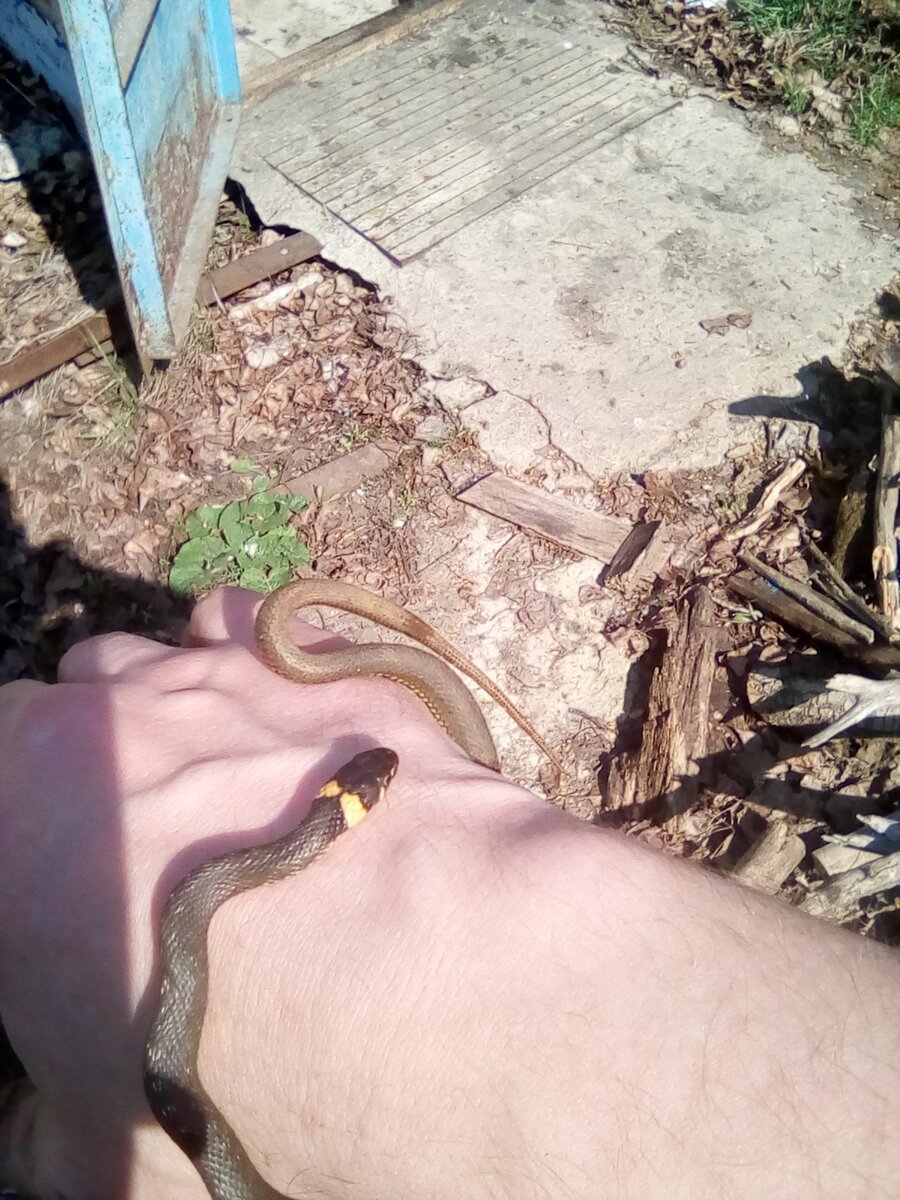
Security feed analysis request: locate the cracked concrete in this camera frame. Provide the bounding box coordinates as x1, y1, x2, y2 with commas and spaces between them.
465, 391, 550, 473
234, 0, 897, 481
223, 0, 899, 783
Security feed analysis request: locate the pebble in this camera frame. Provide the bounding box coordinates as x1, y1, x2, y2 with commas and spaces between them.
775, 114, 801, 139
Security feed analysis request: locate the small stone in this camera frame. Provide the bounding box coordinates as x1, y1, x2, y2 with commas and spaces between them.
775, 114, 801, 138
421, 445, 443, 472
2, 230, 27, 249
429, 375, 492, 410
412, 414, 451, 443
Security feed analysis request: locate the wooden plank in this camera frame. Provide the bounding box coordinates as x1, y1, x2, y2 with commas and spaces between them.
245, 0, 467, 102
196, 231, 321, 305
456, 473, 631, 565
276, 441, 396, 504
0, 231, 322, 399
0, 306, 130, 397
605, 520, 661, 579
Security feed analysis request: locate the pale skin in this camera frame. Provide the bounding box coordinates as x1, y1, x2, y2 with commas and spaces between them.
0, 587, 898, 1200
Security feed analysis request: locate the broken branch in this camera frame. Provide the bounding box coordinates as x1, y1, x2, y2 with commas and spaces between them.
873, 389, 900, 628
724, 457, 806, 542
738, 551, 875, 645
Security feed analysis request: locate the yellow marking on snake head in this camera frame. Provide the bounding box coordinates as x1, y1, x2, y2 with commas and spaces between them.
340, 790, 369, 828
319, 779, 343, 799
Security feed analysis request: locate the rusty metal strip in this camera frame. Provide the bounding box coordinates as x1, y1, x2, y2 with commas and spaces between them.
0, 230, 322, 400
195, 231, 321, 306
245, 0, 467, 103
0, 309, 127, 398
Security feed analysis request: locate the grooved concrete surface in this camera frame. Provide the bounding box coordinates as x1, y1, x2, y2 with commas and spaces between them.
266, 22, 677, 262
235, 0, 898, 476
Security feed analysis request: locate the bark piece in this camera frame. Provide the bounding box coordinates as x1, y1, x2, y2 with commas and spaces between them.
604, 585, 717, 815
873, 389, 900, 628
732, 822, 806, 894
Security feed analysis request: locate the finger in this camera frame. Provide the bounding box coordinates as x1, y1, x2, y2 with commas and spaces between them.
57, 631, 179, 684
188, 585, 353, 653
0, 678, 46, 748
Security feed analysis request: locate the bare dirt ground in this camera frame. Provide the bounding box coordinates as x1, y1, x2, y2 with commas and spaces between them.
2, 29, 900, 939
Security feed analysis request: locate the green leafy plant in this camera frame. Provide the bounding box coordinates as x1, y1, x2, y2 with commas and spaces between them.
734, 0, 900, 146
339, 421, 370, 453
169, 482, 310, 595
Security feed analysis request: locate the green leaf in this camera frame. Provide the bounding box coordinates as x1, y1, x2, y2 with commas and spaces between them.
252, 473, 270, 493
246, 492, 277, 519
218, 501, 248, 549
253, 531, 286, 569
287, 538, 310, 565
238, 565, 270, 593
185, 504, 223, 539
254, 501, 292, 533
173, 534, 224, 569
229, 457, 256, 474
286, 493, 309, 513
169, 559, 216, 595
267, 563, 292, 590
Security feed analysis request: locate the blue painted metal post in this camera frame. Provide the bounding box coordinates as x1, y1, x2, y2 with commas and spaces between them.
0, 0, 241, 359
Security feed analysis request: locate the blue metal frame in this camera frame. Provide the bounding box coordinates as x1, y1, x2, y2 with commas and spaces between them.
0, 0, 241, 359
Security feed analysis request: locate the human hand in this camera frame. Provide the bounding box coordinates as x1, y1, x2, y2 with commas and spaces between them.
0, 585, 553, 1199
2, 586, 899, 1200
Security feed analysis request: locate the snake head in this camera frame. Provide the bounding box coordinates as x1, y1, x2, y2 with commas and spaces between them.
322, 748, 398, 827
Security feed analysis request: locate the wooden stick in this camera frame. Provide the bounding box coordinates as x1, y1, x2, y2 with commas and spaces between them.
738, 551, 875, 645
803, 536, 896, 642
873, 389, 900, 628
724, 457, 806, 542
727, 572, 862, 653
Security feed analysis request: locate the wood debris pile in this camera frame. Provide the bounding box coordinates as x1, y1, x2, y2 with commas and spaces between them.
597, 349, 900, 937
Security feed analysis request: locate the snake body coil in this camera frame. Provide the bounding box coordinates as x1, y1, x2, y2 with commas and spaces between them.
145, 579, 554, 1200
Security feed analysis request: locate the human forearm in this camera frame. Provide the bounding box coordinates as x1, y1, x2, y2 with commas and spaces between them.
202, 778, 900, 1200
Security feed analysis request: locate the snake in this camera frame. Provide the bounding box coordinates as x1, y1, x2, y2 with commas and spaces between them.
144, 579, 556, 1200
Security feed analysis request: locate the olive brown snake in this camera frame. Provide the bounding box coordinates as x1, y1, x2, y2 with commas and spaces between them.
143, 579, 555, 1200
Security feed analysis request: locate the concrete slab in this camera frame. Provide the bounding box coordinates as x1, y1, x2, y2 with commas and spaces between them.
230, 0, 395, 82
234, 0, 898, 476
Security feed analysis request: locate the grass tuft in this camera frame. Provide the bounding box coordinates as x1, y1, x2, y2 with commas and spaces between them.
734, 0, 900, 146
